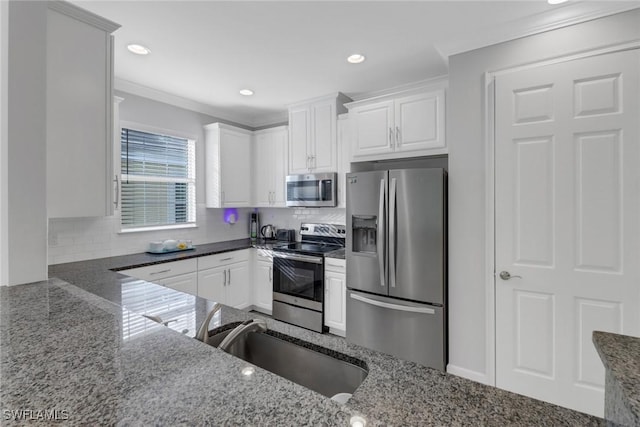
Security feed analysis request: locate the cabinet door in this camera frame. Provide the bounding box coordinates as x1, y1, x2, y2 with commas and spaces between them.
220, 128, 252, 207
271, 128, 288, 206
351, 100, 394, 158
197, 267, 226, 303
156, 272, 198, 296
226, 261, 251, 309
310, 100, 336, 172
324, 270, 346, 336
47, 7, 116, 218
289, 106, 311, 174
394, 90, 446, 152
253, 132, 273, 207
254, 260, 273, 313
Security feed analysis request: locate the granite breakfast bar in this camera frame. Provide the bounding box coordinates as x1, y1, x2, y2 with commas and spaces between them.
1, 239, 602, 425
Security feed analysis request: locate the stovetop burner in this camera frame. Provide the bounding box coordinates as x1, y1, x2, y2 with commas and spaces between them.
272, 223, 346, 256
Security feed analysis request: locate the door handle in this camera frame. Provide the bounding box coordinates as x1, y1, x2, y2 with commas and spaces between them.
389, 128, 393, 146
499, 271, 522, 280
378, 179, 386, 288
395, 126, 400, 145
223, 269, 227, 286
228, 268, 231, 285
389, 177, 397, 288
268, 267, 272, 282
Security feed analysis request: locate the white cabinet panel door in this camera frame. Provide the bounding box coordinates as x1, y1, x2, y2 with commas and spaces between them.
156, 272, 198, 296
289, 107, 311, 174
253, 132, 272, 206
352, 100, 394, 157
254, 260, 273, 313
197, 267, 226, 303
395, 90, 445, 152
226, 262, 251, 309
311, 100, 336, 172
495, 49, 640, 417
219, 128, 251, 207
324, 270, 346, 336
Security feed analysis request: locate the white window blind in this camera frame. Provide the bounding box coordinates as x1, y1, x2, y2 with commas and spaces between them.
121, 128, 196, 230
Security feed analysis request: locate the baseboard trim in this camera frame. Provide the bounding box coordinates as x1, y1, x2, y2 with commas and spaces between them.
446, 364, 490, 385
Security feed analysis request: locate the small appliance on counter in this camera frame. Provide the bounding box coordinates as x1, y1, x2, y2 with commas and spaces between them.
261, 224, 276, 240
276, 229, 296, 242
249, 212, 260, 241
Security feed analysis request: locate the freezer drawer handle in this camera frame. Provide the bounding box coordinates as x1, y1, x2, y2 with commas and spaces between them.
350, 293, 435, 314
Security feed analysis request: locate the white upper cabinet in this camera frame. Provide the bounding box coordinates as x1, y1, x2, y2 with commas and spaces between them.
46, 2, 120, 218
288, 93, 351, 174
253, 126, 288, 207
347, 86, 447, 161
204, 123, 252, 208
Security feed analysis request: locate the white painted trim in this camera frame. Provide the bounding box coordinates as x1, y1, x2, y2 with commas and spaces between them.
483, 41, 640, 391
483, 71, 496, 387
48, 0, 120, 33
446, 364, 490, 385
345, 76, 448, 108
436, 2, 640, 58
115, 78, 257, 128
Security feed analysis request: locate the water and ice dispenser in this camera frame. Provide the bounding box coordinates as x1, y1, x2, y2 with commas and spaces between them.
351, 216, 378, 254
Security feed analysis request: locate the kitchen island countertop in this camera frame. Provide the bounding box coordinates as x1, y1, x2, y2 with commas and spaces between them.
0, 241, 602, 426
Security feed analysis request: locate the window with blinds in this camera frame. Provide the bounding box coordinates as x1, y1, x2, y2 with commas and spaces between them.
120, 128, 196, 230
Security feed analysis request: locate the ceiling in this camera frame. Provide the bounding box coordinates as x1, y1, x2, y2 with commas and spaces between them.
74, 1, 639, 127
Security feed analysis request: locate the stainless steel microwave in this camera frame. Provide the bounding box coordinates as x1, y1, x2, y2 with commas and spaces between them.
286, 173, 337, 207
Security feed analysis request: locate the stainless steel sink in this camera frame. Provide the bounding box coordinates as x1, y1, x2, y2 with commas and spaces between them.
207, 324, 368, 399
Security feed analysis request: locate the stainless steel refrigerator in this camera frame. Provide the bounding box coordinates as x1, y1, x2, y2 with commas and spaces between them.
346, 168, 447, 371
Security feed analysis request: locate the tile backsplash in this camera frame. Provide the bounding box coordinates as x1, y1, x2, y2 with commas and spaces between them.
257, 207, 346, 240
48, 206, 346, 265
48, 205, 252, 265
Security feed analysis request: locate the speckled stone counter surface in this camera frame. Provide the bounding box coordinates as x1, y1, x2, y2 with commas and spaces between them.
593, 331, 640, 426
0, 244, 603, 425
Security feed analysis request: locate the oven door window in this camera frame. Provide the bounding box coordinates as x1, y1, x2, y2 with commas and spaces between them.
273, 257, 323, 301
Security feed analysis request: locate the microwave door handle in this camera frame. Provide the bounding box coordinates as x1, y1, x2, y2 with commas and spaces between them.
319, 180, 325, 201
378, 179, 386, 289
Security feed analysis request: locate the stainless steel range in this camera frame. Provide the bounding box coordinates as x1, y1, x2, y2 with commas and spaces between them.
272, 223, 346, 333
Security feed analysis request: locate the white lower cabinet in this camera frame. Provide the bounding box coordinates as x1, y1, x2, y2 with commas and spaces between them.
253, 250, 273, 314
197, 250, 251, 310
155, 272, 198, 295
324, 258, 346, 336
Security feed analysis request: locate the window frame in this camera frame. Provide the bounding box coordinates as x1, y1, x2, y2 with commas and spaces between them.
117, 121, 197, 233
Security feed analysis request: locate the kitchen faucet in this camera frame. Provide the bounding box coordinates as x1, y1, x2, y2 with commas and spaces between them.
194, 303, 222, 344
218, 319, 267, 351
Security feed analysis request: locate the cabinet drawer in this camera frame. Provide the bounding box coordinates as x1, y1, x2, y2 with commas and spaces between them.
198, 249, 250, 271
122, 258, 197, 282
325, 257, 346, 272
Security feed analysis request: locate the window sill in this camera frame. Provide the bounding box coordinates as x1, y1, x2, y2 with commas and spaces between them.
118, 223, 198, 234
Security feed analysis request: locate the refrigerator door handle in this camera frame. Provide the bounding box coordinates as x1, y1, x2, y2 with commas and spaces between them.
389, 177, 397, 288
378, 179, 386, 288
349, 292, 435, 314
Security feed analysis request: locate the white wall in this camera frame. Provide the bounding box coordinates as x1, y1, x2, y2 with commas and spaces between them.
0, 1, 48, 285
447, 9, 640, 382
48, 92, 252, 264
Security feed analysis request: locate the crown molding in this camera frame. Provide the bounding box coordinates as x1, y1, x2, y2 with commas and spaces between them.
435, 3, 640, 58
114, 78, 257, 128
346, 76, 449, 103
48, 0, 120, 33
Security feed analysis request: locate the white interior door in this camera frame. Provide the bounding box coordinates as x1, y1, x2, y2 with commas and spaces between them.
495, 49, 640, 416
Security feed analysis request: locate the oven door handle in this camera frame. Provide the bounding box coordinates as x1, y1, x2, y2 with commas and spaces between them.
273, 252, 323, 264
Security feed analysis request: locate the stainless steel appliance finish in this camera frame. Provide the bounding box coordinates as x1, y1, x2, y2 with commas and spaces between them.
272, 223, 346, 333
346, 168, 447, 371
260, 224, 276, 239
207, 326, 368, 398
286, 172, 337, 207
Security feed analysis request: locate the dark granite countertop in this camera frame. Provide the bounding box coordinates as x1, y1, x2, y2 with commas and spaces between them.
593, 331, 640, 425
325, 248, 346, 260
0, 242, 602, 425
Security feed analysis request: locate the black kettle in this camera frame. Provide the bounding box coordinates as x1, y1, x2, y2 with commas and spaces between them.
261, 224, 276, 239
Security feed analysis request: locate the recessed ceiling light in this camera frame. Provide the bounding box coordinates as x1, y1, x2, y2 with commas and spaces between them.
127, 44, 151, 55
239, 89, 254, 96
547, 0, 568, 4
347, 54, 366, 64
